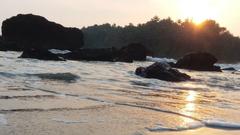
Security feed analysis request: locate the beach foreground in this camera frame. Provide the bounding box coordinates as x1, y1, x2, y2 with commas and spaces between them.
0, 92, 239, 135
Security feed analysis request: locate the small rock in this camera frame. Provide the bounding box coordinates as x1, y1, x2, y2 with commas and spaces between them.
175, 52, 221, 72
135, 62, 191, 82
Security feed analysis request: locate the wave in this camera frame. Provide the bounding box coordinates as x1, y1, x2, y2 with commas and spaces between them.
148, 120, 240, 132
146, 56, 176, 63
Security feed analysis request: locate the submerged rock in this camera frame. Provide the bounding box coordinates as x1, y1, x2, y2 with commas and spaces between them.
29, 73, 79, 83
1, 14, 84, 51
135, 62, 191, 82
175, 52, 221, 72
222, 67, 237, 71
19, 48, 65, 61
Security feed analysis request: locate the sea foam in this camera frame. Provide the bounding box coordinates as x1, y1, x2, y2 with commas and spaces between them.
146, 56, 176, 63
148, 120, 240, 132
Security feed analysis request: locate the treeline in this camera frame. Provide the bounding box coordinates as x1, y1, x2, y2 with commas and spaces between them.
82, 16, 240, 63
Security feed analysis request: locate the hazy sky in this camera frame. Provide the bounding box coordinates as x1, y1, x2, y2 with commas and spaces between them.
0, 0, 240, 36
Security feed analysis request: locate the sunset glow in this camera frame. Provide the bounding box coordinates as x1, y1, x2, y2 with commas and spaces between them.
179, 0, 225, 24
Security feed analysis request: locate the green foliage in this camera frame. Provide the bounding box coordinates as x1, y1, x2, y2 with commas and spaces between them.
82, 17, 240, 63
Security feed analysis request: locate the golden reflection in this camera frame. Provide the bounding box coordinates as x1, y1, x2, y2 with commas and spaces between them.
180, 90, 198, 124
186, 91, 197, 102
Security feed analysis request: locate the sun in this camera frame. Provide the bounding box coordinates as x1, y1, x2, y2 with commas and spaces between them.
180, 0, 219, 24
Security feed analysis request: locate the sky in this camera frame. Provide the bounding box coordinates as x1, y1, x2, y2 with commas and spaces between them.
0, 0, 240, 36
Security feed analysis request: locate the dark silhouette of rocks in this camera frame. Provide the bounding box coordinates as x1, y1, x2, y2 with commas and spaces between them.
62, 48, 117, 62
0, 36, 21, 51
1, 14, 84, 51
135, 62, 191, 82
62, 43, 148, 63
19, 48, 65, 61
0, 36, 3, 49
174, 52, 222, 72
116, 43, 148, 62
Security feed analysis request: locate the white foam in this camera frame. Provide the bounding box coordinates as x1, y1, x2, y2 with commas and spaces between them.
147, 122, 204, 132
204, 120, 240, 129
146, 56, 176, 63
148, 120, 240, 132
0, 114, 7, 126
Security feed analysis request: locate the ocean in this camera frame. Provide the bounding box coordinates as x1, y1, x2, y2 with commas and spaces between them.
0, 51, 240, 135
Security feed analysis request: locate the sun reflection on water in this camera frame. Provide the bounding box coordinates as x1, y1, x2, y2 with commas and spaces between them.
186, 91, 197, 102
180, 90, 198, 124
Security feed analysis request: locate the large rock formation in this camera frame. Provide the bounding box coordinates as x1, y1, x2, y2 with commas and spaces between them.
19, 48, 65, 61
1, 14, 84, 51
135, 62, 191, 82
174, 52, 221, 72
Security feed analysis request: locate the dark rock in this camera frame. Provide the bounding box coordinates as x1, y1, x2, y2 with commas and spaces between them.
222, 67, 237, 71
62, 43, 148, 63
175, 52, 221, 72
135, 62, 191, 82
2, 14, 84, 51
62, 47, 133, 63
0, 36, 3, 49
167, 62, 176, 67
0, 40, 22, 51
117, 43, 148, 62
19, 48, 65, 61
62, 48, 117, 62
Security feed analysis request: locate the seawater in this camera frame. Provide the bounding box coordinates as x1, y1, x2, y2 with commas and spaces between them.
0, 51, 240, 132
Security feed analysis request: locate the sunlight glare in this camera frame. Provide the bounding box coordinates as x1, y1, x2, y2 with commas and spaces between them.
180, 91, 198, 124
186, 91, 197, 102
180, 0, 222, 24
